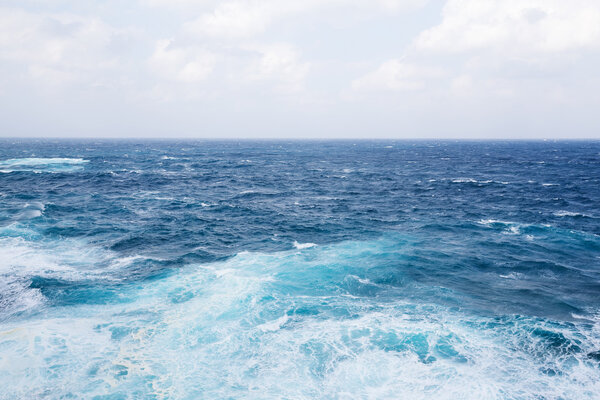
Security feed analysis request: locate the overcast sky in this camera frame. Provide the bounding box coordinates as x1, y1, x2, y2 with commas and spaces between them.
1, 0, 599, 139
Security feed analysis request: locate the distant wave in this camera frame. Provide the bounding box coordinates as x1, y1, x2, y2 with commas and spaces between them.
0, 157, 88, 166
554, 210, 591, 218
451, 178, 478, 183
293, 241, 317, 249
449, 178, 510, 185
0, 157, 89, 173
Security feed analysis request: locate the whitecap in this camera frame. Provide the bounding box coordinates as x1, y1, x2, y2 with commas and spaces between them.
17, 209, 42, 219
24, 202, 45, 211
348, 274, 378, 286
0, 157, 89, 173
554, 211, 588, 217
499, 272, 523, 279
477, 219, 510, 226
257, 314, 289, 332
451, 178, 477, 183
293, 241, 317, 249
506, 226, 520, 235
0, 157, 88, 167
0, 225, 145, 317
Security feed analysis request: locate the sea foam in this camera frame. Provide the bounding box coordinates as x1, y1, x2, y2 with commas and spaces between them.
0, 157, 89, 172
1, 235, 599, 399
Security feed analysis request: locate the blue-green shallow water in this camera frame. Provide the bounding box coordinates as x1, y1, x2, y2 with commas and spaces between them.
0, 140, 599, 399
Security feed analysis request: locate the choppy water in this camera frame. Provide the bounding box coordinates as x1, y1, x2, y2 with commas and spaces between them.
1, 140, 599, 399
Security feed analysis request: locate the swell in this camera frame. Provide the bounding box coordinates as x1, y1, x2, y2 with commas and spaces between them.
2, 219, 600, 321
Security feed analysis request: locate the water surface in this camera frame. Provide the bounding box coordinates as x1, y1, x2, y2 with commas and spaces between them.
1, 140, 599, 399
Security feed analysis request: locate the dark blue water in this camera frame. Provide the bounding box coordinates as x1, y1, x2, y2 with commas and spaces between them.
1, 140, 599, 399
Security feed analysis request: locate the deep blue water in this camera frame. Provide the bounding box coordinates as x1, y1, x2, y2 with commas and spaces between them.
1, 140, 599, 399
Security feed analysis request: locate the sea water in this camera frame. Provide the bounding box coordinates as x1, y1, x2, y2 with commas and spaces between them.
0, 140, 599, 399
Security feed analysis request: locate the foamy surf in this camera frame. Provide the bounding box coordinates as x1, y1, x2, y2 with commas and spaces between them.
293, 241, 317, 249
0, 234, 599, 399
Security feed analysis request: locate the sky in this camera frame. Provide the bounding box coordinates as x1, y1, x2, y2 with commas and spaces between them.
0, 0, 599, 139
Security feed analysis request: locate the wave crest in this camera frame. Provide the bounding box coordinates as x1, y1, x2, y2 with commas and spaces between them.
0, 157, 89, 173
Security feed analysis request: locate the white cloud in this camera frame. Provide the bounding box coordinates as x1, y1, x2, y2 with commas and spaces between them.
0, 7, 135, 86
149, 39, 216, 83
352, 60, 444, 91
241, 43, 310, 92
354, 0, 600, 98
183, 1, 282, 38
416, 0, 600, 54
183, 0, 428, 39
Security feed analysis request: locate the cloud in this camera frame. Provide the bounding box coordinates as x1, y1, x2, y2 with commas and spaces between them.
183, 1, 284, 38
241, 43, 310, 92
0, 7, 137, 87
415, 0, 600, 54
354, 0, 600, 98
149, 39, 216, 83
352, 60, 444, 91
182, 0, 428, 39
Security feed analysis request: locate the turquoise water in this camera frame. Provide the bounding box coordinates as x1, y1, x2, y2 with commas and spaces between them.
1, 140, 599, 399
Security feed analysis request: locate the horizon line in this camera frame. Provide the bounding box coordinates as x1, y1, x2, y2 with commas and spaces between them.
1, 137, 599, 142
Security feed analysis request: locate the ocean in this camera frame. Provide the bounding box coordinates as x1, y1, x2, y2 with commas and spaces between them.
0, 140, 599, 399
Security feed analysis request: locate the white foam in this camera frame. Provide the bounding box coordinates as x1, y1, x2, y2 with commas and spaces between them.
506, 226, 520, 235
499, 272, 523, 279
4, 291, 596, 399
1, 235, 599, 399
554, 211, 588, 217
293, 241, 317, 249
477, 219, 536, 236
257, 314, 289, 332
0, 224, 137, 317
348, 274, 379, 286
24, 202, 45, 211
451, 178, 477, 183
17, 209, 42, 219
0, 158, 89, 173
477, 219, 510, 226
0, 157, 88, 167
